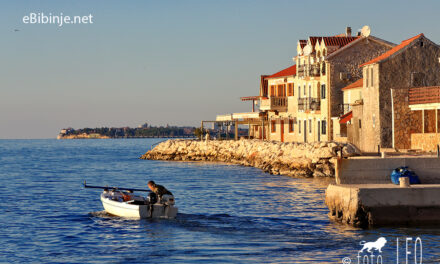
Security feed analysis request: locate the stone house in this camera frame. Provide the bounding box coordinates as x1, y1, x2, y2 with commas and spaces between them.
344, 33, 440, 152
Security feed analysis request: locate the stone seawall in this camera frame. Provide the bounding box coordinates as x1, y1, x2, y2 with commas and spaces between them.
141, 139, 360, 177
326, 184, 440, 227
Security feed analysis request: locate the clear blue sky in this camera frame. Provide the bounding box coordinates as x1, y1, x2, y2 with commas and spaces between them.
1, 0, 439, 139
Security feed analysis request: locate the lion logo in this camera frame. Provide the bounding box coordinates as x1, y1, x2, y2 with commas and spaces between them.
359, 237, 387, 253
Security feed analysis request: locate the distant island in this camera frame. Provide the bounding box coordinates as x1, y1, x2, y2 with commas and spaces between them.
57, 123, 197, 139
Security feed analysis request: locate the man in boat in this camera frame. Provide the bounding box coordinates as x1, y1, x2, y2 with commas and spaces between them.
147, 180, 173, 199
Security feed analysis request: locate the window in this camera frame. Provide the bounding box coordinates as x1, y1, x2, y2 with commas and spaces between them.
271, 120, 276, 133
321, 84, 326, 99
298, 85, 301, 98
287, 83, 294, 96
262, 86, 268, 97
366, 69, 369, 88
309, 119, 312, 133
299, 121, 301, 134
270, 85, 275, 96
370, 68, 374, 87
359, 119, 362, 129
322, 120, 327, 135
277, 84, 284, 96
411, 72, 426, 87
289, 119, 294, 133
309, 85, 311, 97
303, 85, 306, 96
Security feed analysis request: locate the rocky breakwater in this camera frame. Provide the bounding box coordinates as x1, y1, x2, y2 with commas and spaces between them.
140, 139, 360, 178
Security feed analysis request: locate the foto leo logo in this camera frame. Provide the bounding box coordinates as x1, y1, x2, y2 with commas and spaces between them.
342, 236, 422, 264
359, 237, 387, 253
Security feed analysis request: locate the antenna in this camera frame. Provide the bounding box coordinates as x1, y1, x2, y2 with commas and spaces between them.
361, 25, 371, 37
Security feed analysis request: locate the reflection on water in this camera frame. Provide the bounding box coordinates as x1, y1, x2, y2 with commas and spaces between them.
0, 139, 439, 263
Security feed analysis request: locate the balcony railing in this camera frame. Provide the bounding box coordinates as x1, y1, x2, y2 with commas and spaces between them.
338, 103, 351, 115
297, 63, 325, 78
310, 64, 320, 77
260, 96, 287, 111
298, 97, 321, 111
297, 65, 306, 77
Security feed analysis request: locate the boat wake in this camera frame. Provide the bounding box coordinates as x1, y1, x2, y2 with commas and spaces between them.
89, 210, 115, 218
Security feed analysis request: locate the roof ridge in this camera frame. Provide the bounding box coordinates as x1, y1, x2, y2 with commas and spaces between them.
359, 33, 424, 67
402, 33, 424, 42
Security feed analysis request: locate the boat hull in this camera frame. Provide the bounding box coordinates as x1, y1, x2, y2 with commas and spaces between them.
100, 193, 178, 219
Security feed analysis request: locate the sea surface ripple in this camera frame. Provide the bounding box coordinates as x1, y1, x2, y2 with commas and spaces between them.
0, 139, 439, 263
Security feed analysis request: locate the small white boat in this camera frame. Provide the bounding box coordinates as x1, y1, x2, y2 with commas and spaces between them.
84, 181, 178, 219
100, 190, 178, 219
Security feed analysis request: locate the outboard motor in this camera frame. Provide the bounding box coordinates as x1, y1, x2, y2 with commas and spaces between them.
161, 194, 175, 205
147, 192, 158, 204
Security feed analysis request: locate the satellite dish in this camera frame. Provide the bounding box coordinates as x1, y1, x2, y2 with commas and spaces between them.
361, 25, 371, 37
303, 44, 312, 56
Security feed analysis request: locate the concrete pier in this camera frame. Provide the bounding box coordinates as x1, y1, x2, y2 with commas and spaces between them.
326, 157, 440, 227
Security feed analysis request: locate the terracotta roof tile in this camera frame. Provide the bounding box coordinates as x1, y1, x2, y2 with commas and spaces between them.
360, 33, 424, 67
341, 78, 363, 91
308, 36, 359, 48
321, 36, 360, 47
267, 65, 296, 78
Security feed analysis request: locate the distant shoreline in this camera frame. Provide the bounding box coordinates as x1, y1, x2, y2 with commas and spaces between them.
57, 124, 197, 139
57, 135, 196, 139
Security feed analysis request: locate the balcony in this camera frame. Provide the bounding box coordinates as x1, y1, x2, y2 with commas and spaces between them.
298, 64, 324, 78
298, 97, 321, 111
260, 96, 288, 111
297, 65, 306, 77
310, 64, 320, 77
338, 103, 351, 115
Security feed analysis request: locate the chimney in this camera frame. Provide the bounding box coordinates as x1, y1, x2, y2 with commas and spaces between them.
345, 27, 352, 37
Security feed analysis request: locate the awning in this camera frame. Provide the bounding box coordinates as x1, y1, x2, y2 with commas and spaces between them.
240, 96, 266, 101
339, 111, 353, 124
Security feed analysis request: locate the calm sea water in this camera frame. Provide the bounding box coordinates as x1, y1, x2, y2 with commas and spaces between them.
1, 139, 439, 263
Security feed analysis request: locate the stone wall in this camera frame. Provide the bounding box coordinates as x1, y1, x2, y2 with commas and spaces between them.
336, 157, 440, 184
391, 88, 424, 149
411, 133, 440, 152
141, 139, 361, 178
